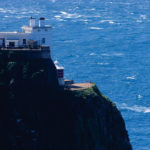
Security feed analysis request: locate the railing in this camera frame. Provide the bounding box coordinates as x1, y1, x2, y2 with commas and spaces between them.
0, 45, 50, 51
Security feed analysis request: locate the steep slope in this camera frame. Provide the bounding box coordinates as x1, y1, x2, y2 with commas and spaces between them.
0, 51, 132, 150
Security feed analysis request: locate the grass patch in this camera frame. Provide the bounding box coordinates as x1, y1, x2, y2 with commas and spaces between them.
72, 84, 98, 99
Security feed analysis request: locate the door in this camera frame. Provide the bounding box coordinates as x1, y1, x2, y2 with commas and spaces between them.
9, 42, 15, 47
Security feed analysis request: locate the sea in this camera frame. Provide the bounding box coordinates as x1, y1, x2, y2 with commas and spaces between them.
0, 0, 150, 149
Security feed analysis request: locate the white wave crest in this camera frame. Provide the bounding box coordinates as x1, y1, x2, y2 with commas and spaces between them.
89, 27, 104, 30
60, 11, 82, 19
97, 62, 109, 65
126, 75, 136, 80
0, 8, 7, 13
101, 53, 124, 57
119, 103, 150, 113
89, 53, 96, 56
109, 21, 114, 24
100, 20, 115, 24
54, 15, 61, 18
138, 95, 142, 99
140, 15, 146, 19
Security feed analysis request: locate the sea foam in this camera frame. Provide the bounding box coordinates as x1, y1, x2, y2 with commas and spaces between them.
101, 53, 124, 57
119, 103, 150, 113
89, 27, 104, 30
60, 11, 82, 19
126, 75, 136, 80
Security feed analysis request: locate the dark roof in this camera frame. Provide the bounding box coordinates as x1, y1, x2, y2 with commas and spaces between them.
39, 17, 45, 20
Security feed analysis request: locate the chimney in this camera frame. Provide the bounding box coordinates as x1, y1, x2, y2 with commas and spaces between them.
29, 17, 36, 27
39, 17, 45, 27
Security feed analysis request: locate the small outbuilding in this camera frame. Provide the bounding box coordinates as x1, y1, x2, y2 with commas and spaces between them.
54, 60, 65, 86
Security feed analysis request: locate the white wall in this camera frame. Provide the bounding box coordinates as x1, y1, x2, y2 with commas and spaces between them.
6, 40, 19, 47
0, 26, 51, 48
29, 27, 51, 46
0, 32, 30, 47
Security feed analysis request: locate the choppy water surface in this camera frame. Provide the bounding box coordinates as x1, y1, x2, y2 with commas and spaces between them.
0, 0, 150, 149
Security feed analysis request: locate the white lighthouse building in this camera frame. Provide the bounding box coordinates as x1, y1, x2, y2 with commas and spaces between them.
0, 17, 51, 48
0, 17, 65, 86
54, 60, 65, 86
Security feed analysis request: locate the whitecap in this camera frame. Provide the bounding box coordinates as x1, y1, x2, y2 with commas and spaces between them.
83, 19, 88, 24
20, 12, 27, 15
140, 15, 146, 19
91, 15, 101, 18
90, 8, 96, 11
0, 8, 7, 13
101, 53, 110, 56
119, 2, 131, 5
55, 18, 65, 21
54, 15, 61, 18
89, 53, 96, 56
126, 75, 136, 80
119, 103, 150, 113
60, 11, 82, 19
97, 62, 109, 65
100, 20, 114, 24
60, 11, 67, 15
138, 95, 142, 99
109, 21, 114, 24
83, 19, 88, 22
101, 53, 124, 57
89, 27, 104, 30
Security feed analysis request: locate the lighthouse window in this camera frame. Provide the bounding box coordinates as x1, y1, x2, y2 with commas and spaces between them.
57, 70, 63, 78
42, 38, 45, 44
23, 39, 26, 45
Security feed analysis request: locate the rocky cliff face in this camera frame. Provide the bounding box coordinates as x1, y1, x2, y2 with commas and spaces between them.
0, 51, 132, 150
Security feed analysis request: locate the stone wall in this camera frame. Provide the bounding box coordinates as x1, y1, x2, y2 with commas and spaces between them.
0, 46, 51, 59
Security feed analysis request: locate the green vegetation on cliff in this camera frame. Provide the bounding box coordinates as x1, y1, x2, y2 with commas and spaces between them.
0, 51, 132, 150
72, 83, 116, 106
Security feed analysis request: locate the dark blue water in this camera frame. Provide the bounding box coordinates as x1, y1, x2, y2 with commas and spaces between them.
0, 0, 150, 149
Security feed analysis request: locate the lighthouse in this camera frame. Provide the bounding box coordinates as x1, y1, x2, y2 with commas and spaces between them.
0, 17, 52, 49
54, 60, 65, 86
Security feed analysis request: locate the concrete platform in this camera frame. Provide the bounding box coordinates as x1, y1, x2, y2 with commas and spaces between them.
67, 83, 93, 91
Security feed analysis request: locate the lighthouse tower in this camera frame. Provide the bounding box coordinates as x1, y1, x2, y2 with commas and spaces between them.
54, 60, 65, 86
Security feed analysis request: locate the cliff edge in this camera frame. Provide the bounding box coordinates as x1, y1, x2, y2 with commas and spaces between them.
0, 51, 132, 150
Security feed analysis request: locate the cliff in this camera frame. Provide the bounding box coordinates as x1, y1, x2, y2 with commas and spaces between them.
0, 51, 132, 150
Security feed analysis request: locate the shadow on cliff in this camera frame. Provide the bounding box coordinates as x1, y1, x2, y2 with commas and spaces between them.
0, 51, 132, 150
